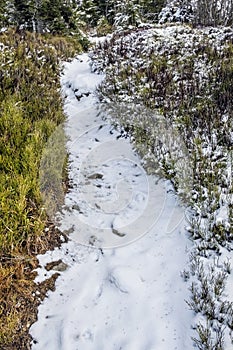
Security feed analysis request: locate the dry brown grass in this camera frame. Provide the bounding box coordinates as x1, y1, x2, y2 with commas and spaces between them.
0, 28, 83, 349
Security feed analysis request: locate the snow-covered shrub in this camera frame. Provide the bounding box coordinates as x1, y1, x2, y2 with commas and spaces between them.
159, 0, 233, 27
192, 322, 225, 350
91, 24, 233, 348
158, 0, 194, 24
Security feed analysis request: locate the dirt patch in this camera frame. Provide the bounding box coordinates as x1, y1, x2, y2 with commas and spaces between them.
0, 223, 68, 350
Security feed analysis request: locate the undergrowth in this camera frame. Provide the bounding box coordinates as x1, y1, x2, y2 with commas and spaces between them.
91, 24, 233, 348
0, 28, 83, 348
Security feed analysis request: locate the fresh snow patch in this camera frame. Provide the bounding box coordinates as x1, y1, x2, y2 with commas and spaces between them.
30, 53, 194, 349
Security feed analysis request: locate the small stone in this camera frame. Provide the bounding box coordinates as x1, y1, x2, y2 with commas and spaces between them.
53, 262, 69, 272
87, 173, 103, 180
45, 259, 69, 272
72, 204, 81, 211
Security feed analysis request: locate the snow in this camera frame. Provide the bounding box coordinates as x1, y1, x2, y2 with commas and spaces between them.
30, 53, 195, 349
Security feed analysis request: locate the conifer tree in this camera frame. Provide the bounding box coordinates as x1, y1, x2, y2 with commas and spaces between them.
114, 0, 142, 28
0, 0, 8, 26
13, 0, 35, 30
1, 0, 78, 33
193, 0, 233, 26
80, 0, 99, 26
140, 0, 166, 21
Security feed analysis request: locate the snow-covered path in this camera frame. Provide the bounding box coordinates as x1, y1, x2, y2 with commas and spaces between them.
30, 54, 194, 349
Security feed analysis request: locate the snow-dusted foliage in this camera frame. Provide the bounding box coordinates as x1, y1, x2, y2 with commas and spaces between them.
193, 0, 233, 26
159, 0, 194, 24
159, 0, 233, 26
114, 1, 142, 29
91, 24, 233, 348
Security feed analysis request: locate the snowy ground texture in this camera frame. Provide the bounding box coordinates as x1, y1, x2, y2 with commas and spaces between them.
29, 53, 196, 349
